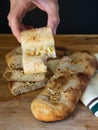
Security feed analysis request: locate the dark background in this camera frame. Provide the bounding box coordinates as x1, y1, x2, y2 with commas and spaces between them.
0, 0, 98, 34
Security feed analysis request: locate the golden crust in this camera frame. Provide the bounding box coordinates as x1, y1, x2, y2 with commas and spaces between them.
5, 47, 22, 62
31, 98, 70, 122
5, 47, 22, 69
31, 74, 89, 122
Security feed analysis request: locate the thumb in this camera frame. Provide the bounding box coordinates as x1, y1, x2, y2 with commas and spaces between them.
47, 1, 60, 34
47, 13, 60, 34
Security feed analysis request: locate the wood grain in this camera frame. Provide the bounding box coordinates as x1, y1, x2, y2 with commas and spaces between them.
0, 34, 98, 130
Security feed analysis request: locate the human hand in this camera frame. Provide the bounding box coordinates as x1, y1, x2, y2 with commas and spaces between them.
8, 0, 60, 42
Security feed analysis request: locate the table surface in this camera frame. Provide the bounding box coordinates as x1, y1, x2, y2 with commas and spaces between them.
0, 34, 98, 130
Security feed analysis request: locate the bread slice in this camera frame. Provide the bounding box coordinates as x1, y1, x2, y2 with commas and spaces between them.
8, 78, 48, 96
5, 47, 22, 70
20, 26, 56, 74
3, 67, 45, 82
31, 51, 97, 122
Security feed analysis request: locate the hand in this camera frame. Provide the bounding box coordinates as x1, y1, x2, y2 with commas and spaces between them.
8, 0, 60, 42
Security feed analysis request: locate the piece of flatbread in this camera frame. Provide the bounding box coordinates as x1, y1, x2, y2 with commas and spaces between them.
21, 26, 56, 74
8, 78, 48, 96
31, 51, 97, 122
3, 67, 45, 82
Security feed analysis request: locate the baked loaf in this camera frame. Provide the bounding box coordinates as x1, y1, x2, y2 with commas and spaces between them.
3, 68, 45, 82
8, 78, 48, 96
21, 26, 56, 74
31, 51, 97, 122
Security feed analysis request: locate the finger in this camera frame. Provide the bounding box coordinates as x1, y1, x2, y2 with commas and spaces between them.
9, 18, 24, 42
8, 2, 26, 42
32, 0, 60, 34
46, 2, 60, 34
47, 13, 60, 34
25, 2, 36, 13
8, 13, 25, 42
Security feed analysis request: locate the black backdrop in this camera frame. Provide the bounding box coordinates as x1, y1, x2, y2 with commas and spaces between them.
0, 0, 98, 34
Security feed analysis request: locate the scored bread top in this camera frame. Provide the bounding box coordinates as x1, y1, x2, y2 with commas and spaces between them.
21, 26, 56, 58
55, 51, 97, 78
20, 27, 56, 74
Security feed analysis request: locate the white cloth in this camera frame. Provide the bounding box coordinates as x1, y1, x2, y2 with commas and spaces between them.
80, 54, 98, 117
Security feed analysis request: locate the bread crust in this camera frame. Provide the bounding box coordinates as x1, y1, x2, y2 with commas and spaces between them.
5, 47, 22, 69
8, 78, 48, 96
3, 67, 46, 82
31, 51, 97, 122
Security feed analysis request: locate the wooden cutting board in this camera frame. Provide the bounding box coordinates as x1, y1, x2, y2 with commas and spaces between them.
0, 35, 98, 130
